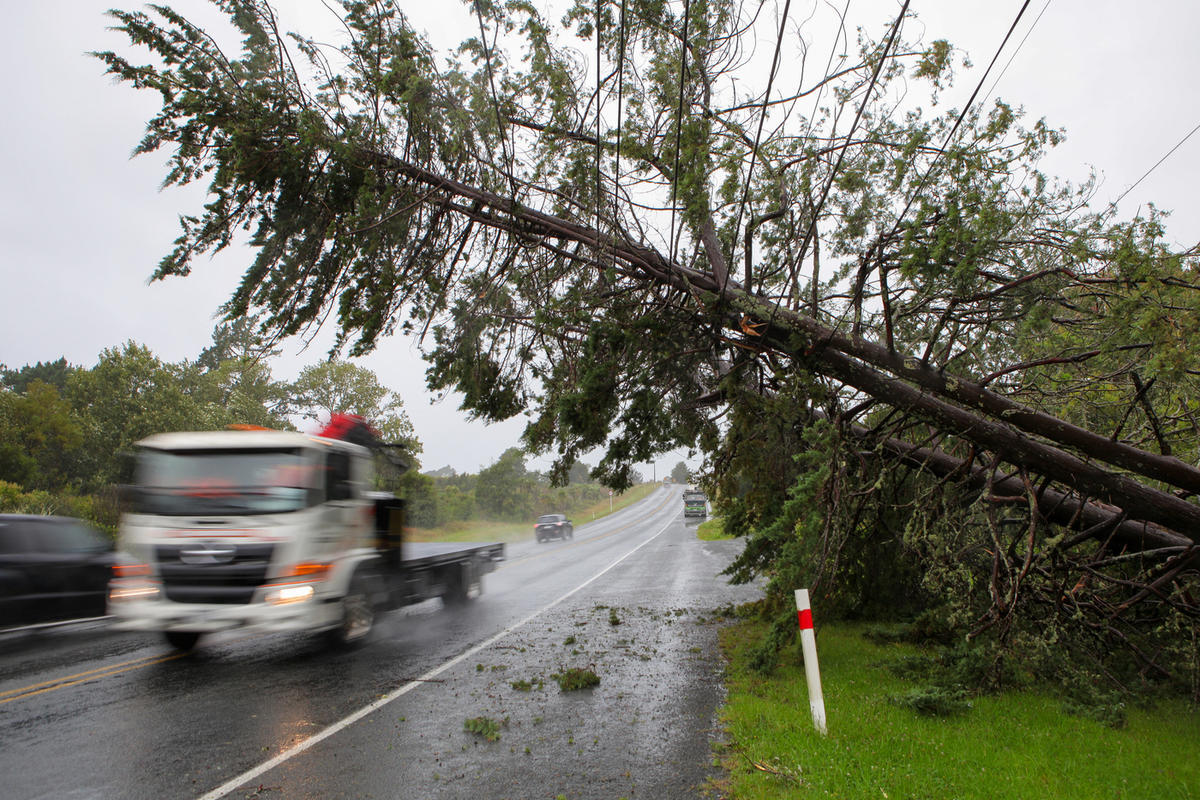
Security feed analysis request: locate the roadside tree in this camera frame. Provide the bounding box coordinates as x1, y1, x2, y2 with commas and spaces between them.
0, 381, 83, 490
290, 359, 420, 455
190, 317, 293, 428
474, 447, 530, 519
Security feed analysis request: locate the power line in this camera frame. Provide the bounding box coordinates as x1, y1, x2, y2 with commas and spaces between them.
668, 0, 693, 268
982, 0, 1053, 105
612, 0, 629, 270
472, 1, 517, 198
795, 0, 911, 271
597, 0, 604, 255
871, 0, 1033, 272
1110, 118, 1200, 209
734, 0, 793, 291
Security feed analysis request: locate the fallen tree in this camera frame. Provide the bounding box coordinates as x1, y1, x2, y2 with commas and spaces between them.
96, 0, 1198, 698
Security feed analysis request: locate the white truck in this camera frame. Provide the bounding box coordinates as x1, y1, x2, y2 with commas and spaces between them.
107, 419, 504, 651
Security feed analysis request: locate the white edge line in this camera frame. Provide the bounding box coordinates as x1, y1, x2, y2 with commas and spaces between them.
198, 510, 677, 800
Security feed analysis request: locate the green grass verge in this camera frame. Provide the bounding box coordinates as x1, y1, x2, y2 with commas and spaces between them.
407, 482, 660, 543
718, 618, 1200, 799
696, 516, 731, 540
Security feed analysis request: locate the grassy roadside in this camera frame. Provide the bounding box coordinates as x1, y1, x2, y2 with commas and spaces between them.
696, 516, 729, 541
406, 482, 661, 544
715, 617, 1200, 799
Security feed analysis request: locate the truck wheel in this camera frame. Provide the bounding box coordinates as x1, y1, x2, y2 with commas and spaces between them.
328, 573, 376, 648
442, 562, 479, 606
164, 631, 202, 652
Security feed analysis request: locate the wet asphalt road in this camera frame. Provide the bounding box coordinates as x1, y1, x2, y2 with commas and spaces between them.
0, 487, 760, 800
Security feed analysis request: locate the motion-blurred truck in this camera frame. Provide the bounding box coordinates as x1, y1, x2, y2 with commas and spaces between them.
107, 415, 504, 651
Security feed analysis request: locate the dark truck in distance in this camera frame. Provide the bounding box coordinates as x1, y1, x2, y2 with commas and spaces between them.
682, 489, 708, 518
108, 416, 504, 651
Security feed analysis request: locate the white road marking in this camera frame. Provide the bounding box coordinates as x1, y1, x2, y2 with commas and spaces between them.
197, 510, 678, 800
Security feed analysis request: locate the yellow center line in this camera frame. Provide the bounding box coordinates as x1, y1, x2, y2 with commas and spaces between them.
0, 651, 189, 705
0, 653, 171, 698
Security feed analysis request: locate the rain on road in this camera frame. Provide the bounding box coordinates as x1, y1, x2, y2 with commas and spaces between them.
0, 487, 759, 799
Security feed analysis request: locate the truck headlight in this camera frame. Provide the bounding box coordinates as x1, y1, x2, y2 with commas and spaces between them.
263, 584, 316, 605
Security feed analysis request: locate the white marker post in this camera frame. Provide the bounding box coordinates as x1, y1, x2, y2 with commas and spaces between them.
795, 588, 827, 734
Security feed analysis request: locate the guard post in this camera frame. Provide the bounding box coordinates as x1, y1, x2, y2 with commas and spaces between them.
795, 588, 827, 734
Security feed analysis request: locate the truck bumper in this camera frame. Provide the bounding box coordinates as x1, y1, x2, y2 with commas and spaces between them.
109, 595, 341, 634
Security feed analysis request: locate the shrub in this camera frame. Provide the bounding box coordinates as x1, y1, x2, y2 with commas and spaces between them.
552, 667, 600, 691
464, 716, 503, 741
892, 686, 972, 717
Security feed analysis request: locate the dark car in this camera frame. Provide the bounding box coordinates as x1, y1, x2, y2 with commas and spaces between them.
0, 514, 114, 628
534, 513, 574, 543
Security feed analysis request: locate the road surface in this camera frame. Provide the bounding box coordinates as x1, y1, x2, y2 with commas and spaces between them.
0, 486, 759, 799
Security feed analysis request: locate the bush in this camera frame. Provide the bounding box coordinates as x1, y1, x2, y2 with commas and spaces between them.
0, 481, 120, 539
892, 685, 972, 717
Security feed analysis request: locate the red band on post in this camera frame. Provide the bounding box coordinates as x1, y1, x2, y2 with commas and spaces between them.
797, 608, 813, 630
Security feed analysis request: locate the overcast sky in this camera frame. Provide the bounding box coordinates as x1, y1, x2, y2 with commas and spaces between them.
2, 1, 1198, 475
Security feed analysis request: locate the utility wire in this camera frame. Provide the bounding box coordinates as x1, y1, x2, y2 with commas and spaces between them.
612, 0, 628, 270
1110, 119, 1200, 210
473, 1, 518, 199
596, 0, 604, 257
668, 0, 693, 268
796, 0, 911, 270
819, 0, 1033, 349
981, 0, 1053, 106
734, 0, 793, 291
885, 0, 1033, 239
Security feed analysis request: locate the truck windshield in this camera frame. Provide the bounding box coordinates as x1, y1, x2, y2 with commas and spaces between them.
133, 448, 317, 516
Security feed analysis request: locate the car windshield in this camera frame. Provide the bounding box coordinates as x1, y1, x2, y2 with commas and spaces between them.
537, 515, 562, 523
32, 520, 109, 553
133, 448, 317, 516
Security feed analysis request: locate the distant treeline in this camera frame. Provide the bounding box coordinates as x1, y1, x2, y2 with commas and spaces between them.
0, 326, 659, 532
402, 448, 633, 529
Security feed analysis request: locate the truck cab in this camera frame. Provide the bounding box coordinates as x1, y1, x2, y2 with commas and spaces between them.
109, 429, 392, 650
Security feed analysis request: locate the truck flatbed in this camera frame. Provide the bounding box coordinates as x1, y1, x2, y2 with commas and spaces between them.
400, 541, 505, 569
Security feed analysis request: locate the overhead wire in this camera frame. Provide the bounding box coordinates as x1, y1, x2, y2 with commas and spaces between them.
883, 0, 1034, 242
814, 0, 1035, 353
472, 1, 518, 199
597, 0, 604, 260
612, 0, 629, 270
733, 0, 793, 292
668, 0, 693, 268
981, 0, 1053, 105
794, 0, 911, 273
1110, 119, 1200, 211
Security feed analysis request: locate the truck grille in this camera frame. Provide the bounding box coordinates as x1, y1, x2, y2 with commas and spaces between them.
155, 543, 275, 604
